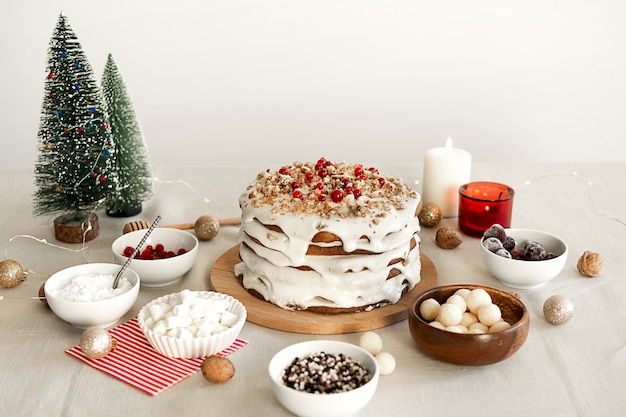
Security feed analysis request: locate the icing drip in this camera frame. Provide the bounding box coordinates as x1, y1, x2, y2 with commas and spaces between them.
235, 158, 422, 311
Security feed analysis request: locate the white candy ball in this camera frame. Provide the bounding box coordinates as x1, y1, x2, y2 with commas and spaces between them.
468, 322, 489, 333
419, 298, 440, 321
454, 288, 471, 299
445, 294, 467, 313
375, 352, 396, 375
358, 331, 383, 355
445, 325, 466, 333
466, 288, 492, 314
460, 312, 478, 328
469, 328, 486, 334
489, 320, 511, 333
429, 321, 446, 330
436, 303, 463, 327
477, 303, 502, 326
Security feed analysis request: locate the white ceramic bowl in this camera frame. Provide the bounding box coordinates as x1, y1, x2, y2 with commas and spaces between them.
137, 290, 246, 358
44, 263, 140, 329
268, 340, 380, 417
112, 228, 198, 287
480, 228, 568, 289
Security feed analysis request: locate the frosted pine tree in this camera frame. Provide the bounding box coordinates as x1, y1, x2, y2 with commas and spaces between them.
33, 13, 116, 241
102, 53, 152, 217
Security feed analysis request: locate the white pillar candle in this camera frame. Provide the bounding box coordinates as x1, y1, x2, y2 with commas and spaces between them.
421, 138, 472, 217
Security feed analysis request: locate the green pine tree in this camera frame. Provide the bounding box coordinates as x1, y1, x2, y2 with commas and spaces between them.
102, 53, 152, 217
33, 12, 117, 216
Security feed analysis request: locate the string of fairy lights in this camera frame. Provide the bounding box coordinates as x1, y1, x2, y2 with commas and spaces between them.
0, 174, 214, 287
517, 171, 625, 228
414, 170, 625, 230
12, 171, 626, 257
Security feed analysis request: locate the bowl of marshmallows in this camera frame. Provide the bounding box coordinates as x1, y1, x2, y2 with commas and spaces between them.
137, 289, 246, 358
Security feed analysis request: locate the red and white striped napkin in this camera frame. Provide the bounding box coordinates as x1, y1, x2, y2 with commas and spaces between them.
66, 317, 248, 396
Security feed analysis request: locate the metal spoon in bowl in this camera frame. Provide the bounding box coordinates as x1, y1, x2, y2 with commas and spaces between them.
112, 215, 161, 289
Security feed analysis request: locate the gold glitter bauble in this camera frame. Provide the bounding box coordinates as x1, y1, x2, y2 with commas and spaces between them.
0, 259, 27, 288
80, 327, 117, 359
543, 295, 574, 325
418, 203, 442, 227
195, 215, 220, 240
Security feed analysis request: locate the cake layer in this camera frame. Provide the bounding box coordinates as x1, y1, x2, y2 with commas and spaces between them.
235, 236, 421, 311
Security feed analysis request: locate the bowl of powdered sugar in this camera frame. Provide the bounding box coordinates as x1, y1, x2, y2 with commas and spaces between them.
44, 263, 140, 328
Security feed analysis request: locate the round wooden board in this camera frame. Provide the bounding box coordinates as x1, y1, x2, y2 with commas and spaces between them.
210, 245, 437, 334
210, 245, 438, 334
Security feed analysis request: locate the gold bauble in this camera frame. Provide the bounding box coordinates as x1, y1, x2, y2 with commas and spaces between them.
418, 203, 442, 227
195, 215, 220, 241
543, 295, 574, 325
0, 259, 27, 288
80, 327, 117, 359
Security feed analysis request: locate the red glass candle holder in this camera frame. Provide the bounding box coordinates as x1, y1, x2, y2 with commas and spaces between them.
458, 182, 514, 237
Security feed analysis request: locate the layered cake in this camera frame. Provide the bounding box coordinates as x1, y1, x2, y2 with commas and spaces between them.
234, 158, 422, 314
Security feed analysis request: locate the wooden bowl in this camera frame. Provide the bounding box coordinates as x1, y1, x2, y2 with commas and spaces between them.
408, 284, 529, 366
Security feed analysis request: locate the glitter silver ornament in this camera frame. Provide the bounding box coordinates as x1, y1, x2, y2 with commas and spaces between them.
80, 327, 116, 359
0, 259, 27, 288
418, 203, 442, 227
543, 295, 574, 325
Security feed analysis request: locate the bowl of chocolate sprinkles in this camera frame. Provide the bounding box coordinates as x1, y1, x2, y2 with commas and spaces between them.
268, 340, 380, 417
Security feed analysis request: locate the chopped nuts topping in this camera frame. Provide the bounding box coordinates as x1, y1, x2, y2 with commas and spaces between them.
248, 158, 417, 218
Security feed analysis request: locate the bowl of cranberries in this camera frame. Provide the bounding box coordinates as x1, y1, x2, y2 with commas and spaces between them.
112, 228, 199, 287
480, 224, 568, 289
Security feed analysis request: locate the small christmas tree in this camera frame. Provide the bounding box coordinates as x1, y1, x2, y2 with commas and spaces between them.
33, 12, 117, 242
101, 53, 152, 217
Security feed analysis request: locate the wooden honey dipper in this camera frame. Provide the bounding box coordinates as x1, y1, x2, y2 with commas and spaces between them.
122, 215, 241, 241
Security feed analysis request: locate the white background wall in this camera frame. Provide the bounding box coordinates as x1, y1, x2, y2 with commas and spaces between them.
1, 0, 625, 169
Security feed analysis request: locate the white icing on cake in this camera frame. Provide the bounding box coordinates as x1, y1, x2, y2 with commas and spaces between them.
234, 158, 422, 311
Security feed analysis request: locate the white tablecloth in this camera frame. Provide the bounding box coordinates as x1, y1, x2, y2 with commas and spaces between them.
1, 161, 624, 417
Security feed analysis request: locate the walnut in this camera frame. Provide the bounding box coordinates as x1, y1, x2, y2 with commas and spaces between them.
435, 227, 463, 249
201, 355, 235, 383
577, 251, 603, 277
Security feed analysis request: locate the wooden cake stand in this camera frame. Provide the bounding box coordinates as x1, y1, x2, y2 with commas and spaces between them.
210, 245, 438, 334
